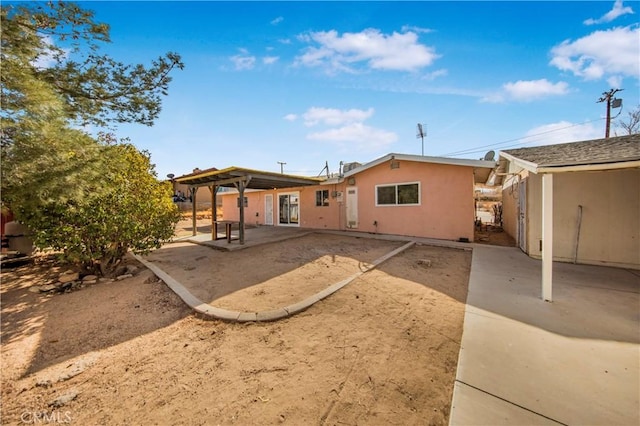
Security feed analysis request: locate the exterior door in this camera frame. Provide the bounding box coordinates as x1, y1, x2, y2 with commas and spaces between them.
518, 180, 527, 252
346, 187, 358, 229
278, 192, 300, 226
264, 194, 273, 225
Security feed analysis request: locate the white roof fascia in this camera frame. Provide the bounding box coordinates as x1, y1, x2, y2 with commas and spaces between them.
343, 153, 496, 178
537, 160, 640, 174
499, 152, 540, 174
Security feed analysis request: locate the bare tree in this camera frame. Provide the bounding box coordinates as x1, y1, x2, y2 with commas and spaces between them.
615, 105, 640, 135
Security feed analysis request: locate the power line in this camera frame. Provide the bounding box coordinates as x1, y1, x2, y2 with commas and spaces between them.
439, 116, 605, 157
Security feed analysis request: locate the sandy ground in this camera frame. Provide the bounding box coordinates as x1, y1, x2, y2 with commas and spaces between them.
1, 228, 471, 425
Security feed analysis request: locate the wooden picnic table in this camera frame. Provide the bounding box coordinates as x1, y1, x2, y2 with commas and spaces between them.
213, 220, 241, 243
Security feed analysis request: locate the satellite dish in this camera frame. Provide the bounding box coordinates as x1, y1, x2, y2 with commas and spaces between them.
483, 150, 495, 161
167, 173, 175, 179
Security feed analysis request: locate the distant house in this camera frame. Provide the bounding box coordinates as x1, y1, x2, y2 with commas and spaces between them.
219, 153, 495, 242
495, 134, 640, 278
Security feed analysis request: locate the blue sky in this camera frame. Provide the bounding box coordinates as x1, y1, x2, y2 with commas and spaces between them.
79, 1, 639, 178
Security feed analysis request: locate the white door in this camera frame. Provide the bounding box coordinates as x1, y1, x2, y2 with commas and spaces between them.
518, 180, 527, 252
346, 187, 358, 229
264, 194, 273, 225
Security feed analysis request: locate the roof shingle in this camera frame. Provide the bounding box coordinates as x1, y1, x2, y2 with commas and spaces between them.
501, 134, 640, 168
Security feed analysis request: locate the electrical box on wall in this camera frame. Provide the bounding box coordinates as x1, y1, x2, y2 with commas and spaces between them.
335, 191, 344, 203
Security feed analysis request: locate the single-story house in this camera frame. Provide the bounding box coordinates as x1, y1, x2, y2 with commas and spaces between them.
214, 153, 496, 243
494, 133, 640, 300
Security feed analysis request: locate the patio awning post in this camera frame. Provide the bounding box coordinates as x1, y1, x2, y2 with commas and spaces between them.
542, 173, 553, 301
209, 185, 217, 240
234, 176, 251, 245
190, 186, 198, 236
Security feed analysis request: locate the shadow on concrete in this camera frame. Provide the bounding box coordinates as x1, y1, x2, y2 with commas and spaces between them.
467, 245, 639, 344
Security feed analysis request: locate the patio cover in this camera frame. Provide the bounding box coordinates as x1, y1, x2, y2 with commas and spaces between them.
176, 166, 323, 243
496, 134, 640, 301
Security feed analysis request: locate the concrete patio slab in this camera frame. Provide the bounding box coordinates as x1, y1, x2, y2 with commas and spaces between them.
450, 245, 640, 425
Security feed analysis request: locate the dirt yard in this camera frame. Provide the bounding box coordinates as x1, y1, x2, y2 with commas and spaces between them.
1, 230, 471, 425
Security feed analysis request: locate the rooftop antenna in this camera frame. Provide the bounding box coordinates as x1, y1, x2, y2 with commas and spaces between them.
416, 123, 426, 156
277, 161, 286, 174
317, 160, 330, 178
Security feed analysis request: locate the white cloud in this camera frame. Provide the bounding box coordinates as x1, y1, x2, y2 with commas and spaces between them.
550, 26, 640, 80
522, 121, 602, 146
307, 122, 398, 150
295, 28, 439, 73
271, 16, 284, 25
607, 74, 623, 88
504, 79, 569, 101
31, 35, 68, 69
584, 0, 634, 25
401, 25, 434, 34
262, 56, 279, 65
421, 69, 448, 81
481, 79, 569, 103
278, 38, 292, 45
288, 106, 397, 152
230, 50, 256, 70
303, 107, 374, 127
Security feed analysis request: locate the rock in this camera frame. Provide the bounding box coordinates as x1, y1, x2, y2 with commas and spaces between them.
59, 271, 79, 284
116, 274, 133, 281
144, 274, 160, 284
57, 281, 73, 292
417, 259, 432, 267
82, 275, 98, 283
125, 265, 140, 275
29, 286, 41, 293
49, 389, 79, 408
39, 284, 57, 293
35, 380, 52, 388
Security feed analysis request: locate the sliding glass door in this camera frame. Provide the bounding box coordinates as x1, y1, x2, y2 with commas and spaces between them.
279, 192, 299, 226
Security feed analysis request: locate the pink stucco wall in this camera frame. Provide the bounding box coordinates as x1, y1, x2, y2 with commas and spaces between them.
221, 160, 477, 241
348, 161, 475, 241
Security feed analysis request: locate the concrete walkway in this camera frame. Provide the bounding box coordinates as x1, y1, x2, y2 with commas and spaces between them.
450, 245, 640, 425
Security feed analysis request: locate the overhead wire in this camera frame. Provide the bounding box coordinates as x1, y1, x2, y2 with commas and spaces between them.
439, 116, 606, 157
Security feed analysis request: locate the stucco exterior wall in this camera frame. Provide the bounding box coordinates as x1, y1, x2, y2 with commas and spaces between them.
221, 190, 264, 225
525, 168, 639, 269
220, 160, 479, 242
346, 161, 475, 241
501, 176, 520, 243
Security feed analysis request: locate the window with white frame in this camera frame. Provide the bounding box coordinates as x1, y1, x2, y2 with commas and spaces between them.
375, 182, 420, 206
315, 189, 329, 207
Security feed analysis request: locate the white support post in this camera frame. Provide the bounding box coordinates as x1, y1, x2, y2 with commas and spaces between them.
541, 173, 553, 302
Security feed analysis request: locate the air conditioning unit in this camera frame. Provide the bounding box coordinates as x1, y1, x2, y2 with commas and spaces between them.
343, 162, 361, 173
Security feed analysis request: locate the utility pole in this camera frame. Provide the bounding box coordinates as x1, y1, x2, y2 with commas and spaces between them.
598, 88, 623, 138
277, 161, 286, 174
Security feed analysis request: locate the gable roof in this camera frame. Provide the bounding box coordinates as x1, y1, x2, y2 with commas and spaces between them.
499, 134, 640, 173
343, 153, 497, 184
